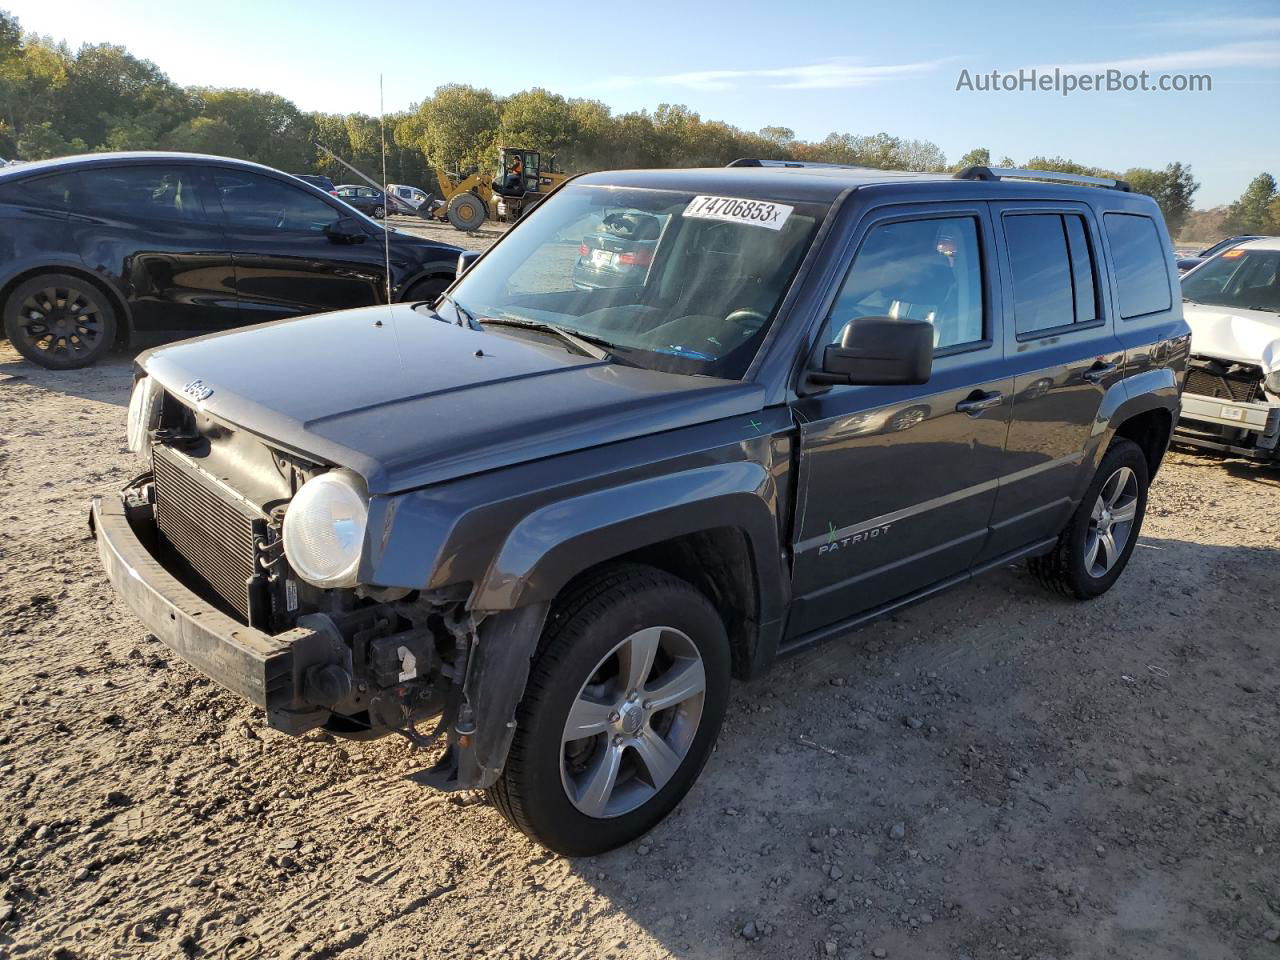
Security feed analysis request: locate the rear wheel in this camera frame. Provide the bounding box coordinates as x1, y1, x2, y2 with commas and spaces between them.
446, 193, 487, 231
487, 565, 730, 856
372, 204, 385, 219
1029, 438, 1149, 599
3, 273, 117, 369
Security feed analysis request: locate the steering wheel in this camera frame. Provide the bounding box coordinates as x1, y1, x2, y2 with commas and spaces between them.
723, 308, 768, 340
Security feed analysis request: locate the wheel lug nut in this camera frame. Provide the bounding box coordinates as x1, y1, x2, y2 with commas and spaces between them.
612, 735, 623, 747
642, 700, 653, 710
608, 711, 620, 722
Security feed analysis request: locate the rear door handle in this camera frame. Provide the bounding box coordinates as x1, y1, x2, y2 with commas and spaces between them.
956, 390, 1003, 415
1082, 362, 1119, 385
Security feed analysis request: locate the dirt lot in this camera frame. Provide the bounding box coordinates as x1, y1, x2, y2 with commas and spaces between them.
1, 251, 1280, 958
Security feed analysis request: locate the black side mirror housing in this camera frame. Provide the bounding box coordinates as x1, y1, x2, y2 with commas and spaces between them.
457, 250, 481, 277
814, 316, 934, 386
325, 217, 367, 244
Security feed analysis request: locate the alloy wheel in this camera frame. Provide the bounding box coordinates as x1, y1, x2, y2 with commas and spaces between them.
560, 626, 706, 819
1084, 466, 1138, 577
15, 286, 104, 362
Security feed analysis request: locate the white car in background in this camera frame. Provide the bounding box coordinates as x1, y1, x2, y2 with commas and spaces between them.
1176, 237, 1280, 461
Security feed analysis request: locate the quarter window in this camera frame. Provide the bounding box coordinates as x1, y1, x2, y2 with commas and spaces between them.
79, 166, 205, 223
214, 171, 340, 232
826, 216, 985, 350
0, 173, 77, 210
1104, 213, 1172, 318
1004, 213, 1099, 337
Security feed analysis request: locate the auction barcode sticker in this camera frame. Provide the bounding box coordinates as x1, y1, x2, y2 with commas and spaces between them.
683, 195, 794, 231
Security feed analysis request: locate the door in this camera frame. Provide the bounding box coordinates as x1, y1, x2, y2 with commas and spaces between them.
983, 204, 1125, 558
209, 169, 388, 322
71, 163, 237, 338
787, 205, 1013, 641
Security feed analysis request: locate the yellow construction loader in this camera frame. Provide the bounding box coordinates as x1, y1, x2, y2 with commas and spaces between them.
420, 148, 570, 231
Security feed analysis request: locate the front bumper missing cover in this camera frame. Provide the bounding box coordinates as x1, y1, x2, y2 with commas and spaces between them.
90, 494, 339, 734
1176, 393, 1280, 460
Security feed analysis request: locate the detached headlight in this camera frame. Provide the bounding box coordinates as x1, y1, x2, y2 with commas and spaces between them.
1265, 370, 1280, 398
126, 375, 162, 454
282, 471, 368, 588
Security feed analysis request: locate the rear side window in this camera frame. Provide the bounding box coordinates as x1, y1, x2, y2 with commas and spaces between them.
0, 173, 77, 210
826, 215, 985, 350
1004, 213, 1099, 337
1104, 213, 1171, 318
214, 171, 340, 232
79, 166, 206, 223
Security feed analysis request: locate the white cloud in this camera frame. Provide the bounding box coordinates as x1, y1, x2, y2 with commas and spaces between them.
1157, 16, 1280, 35
1039, 41, 1280, 74
606, 57, 951, 92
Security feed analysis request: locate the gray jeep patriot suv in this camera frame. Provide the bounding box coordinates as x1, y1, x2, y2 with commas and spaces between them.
93, 161, 1189, 855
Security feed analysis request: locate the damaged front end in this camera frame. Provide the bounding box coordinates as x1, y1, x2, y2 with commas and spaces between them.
95, 375, 543, 791
1177, 354, 1280, 460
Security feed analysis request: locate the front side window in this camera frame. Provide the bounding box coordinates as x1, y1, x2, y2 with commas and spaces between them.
1182, 247, 1280, 313
1104, 213, 1172, 318
825, 216, 984, 350
214, 171, 340, 232
79, 166, 205, 223
1005, 213, 1099, 336
444, 184, 827, 379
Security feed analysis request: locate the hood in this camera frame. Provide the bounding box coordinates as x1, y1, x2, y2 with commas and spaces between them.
141, 304, 765, 494
1183, 302, 1280, 373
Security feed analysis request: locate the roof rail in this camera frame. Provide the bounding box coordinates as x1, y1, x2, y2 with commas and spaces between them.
726, 158, 877, 171
953, 165, 1131, 192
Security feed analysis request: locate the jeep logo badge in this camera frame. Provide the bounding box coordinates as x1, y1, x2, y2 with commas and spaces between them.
182, 379, 214, 402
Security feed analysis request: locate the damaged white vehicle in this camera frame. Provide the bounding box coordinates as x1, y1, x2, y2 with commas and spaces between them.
1177, 237, 1280, 461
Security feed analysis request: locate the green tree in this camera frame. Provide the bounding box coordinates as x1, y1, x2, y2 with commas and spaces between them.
1222, 173, 1278, 234
191, 88, 313, 170
952, 147, 991, 171
61, 44, 192, 149
401, 84, 500, 173
161, 116, 245, 156
1123, 162, 1199, 236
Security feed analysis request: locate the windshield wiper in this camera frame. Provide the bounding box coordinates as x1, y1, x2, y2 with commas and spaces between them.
479, 317, 616, 361
436, 292, 479, 328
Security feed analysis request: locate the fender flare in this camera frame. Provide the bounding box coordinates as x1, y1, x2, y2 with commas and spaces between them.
1084, 368, 1180, 485
472, 460, 785, 623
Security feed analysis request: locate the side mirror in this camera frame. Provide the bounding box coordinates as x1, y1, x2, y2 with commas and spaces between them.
324, 217, 367, 244
456, 250, 481, 277
814, 316, 933, 386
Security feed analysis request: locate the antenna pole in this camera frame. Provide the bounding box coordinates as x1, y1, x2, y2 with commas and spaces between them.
380, 74, 392, 304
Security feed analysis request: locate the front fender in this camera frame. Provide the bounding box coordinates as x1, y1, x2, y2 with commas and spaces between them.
472, 460, 784, 619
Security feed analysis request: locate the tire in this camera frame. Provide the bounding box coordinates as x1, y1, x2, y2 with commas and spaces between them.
403, 277, 449, 304
3, 273, 117, 369
487, 564, 730, 856
1028, 438, 1149, 600
446, 193, 487, 232
372, 205, 385, 219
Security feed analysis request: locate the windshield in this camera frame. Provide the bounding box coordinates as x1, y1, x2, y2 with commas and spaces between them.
1182, 247, 1280, 313
446, 184, 827, 378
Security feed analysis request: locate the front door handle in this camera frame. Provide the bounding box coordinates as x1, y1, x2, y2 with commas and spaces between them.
1082, 361, 1119, 385
956, 390, 1003, 415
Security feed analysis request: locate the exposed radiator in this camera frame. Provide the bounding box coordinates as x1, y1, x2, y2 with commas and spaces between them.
153, 445, 263, 622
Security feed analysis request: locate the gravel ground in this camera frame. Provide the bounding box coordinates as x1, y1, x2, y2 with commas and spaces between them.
1, 242, 1279, 958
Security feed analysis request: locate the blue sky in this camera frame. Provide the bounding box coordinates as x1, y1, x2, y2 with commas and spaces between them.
7, 0, 1279, 206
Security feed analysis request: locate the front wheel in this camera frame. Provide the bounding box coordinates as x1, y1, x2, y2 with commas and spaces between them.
1029, 438, 1149, 599
487, 565, 730, 856
372, 204, 385, 219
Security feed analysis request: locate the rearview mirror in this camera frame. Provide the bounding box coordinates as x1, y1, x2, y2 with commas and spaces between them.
457, 250, 481, 277
813, 316, 933, 386
324, 217, 367, 244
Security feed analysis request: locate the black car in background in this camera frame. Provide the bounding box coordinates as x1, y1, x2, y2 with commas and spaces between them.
0, 153, 462, 368
294, 173, 338, 195
1176, 234, 1266, 274
336, 184, 387, 219
573, 210, 666, 290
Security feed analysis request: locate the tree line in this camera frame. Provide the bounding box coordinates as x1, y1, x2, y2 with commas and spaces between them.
2, 9, 1269, 240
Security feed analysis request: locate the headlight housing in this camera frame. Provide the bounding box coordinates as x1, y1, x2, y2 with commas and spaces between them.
1265, 370, 1280, 398
282, 471, 369, 588
126, 375, 162, 454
